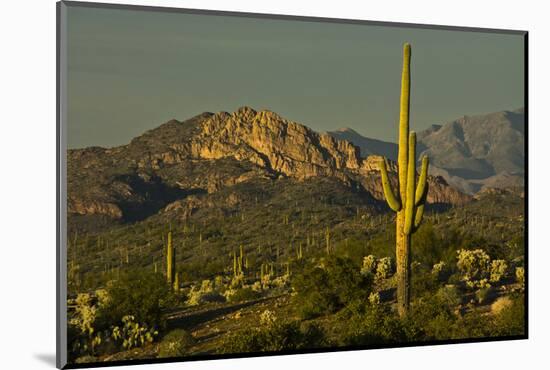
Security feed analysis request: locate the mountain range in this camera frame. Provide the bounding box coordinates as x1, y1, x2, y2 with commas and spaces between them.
329, 108, 525, 194
67, 106, 473, 227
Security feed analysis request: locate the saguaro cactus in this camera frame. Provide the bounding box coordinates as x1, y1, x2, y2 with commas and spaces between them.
166, 231, 176, 285
377, 43, 429, 316
173, 272, 179, 292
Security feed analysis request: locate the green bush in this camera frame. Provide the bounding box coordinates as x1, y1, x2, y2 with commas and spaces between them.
411, 265, 440, 297
341, 302, 410, 346
436, 285, 462, 307
158, 329, 196, 358
493, 294, 525, 336
292, 256, 372, 319
220, 320, 326, 353
97, 270, 174, 331
475, 286, 496, 305
227, 287, 261, 303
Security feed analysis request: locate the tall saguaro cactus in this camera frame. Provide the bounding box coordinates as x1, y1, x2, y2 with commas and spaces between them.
377, 43, 430, 316
166, 231, 176, 285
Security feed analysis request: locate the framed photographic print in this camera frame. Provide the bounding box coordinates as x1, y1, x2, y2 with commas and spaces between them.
57, 1, 527, 368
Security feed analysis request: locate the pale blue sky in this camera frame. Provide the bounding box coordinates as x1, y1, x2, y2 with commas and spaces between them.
67, 5, 525, 148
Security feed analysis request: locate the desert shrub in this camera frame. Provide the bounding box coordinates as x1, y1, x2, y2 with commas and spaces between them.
412, 223, 455, 266
292, 268, 336, 319
431, 261, 450, 282
405, 291, 503, 340
158, 329, 196, 358
186, 280, 225, 306
292, 256, 372, 319
489, 259, 508, 283
411, 263, 440, 297
491, 296, 512, 315
406, 295, 457, 340
341, 302, 409, 345
436, 285, 462, 307
111, 315, 158, 350
475, 286, 496, 305
220, 320, 326, 353
98, 270, 173, 331
493, 294, 525, 336
227, 287, 261, 303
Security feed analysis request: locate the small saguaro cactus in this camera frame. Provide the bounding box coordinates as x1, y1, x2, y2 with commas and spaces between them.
233, 251, 238, 277
173, 272, 180, 292
166, 231, 176, 285
325, 227, 331, 255
376, 43, 429, 317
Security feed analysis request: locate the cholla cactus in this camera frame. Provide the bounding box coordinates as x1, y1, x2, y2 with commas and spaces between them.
468, 278, 491, 289
515, 266, 525, 288
368, 292, 381, 305
95, 289, 110, 308
214, 275, 224, 290
259, 309, 277, 326
111, 315, 158, 349
70, 293, 96, 336
376, 44, 430, 316
432, 261, 446, 274
489, 259, 508, 283
456, 249, 491, 283
251, 281, 263, 292
431, 261, 448, 281
187, 279, 224, 306
375, 257, 393, 280
361, 255, 377, 275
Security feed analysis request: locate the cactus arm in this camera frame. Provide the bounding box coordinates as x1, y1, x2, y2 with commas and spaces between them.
415, 155, 429, 206
404, 132, 416, 235
413, 203, 425, 232
398, 43, 411, 201
378, 157, 402, 212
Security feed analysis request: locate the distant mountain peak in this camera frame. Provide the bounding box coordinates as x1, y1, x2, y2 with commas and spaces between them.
333, 127, 359, 134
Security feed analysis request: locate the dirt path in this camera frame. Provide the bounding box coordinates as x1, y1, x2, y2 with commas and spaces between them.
165, 296, 278, 331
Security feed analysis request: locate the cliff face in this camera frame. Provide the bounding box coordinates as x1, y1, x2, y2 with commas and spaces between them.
67, 107, 471, 221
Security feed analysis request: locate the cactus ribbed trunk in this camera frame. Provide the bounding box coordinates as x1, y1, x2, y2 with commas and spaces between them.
396, 218, 411, 316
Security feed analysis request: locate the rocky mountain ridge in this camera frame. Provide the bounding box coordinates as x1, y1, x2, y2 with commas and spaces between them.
68, 107, 470, 224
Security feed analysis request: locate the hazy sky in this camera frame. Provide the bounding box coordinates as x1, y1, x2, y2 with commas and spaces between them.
67, 5, 525, 149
